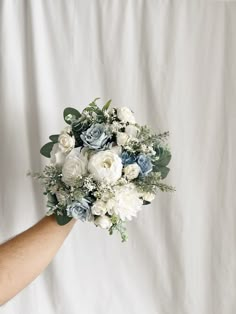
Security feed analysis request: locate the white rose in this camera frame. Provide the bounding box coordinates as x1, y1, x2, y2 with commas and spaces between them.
50, 143, 67, 167
123, 163, 140, 180
88, 150, 122, 184
91, 200, 107, 216
58, 133, 75, 153
125, 125, 139, 137
141, 192, 156, 202
117, 107, 136, 124
106, 183, 143, 221
116, 132, 129, 146
62, 147, 88, 186
94, 216, 112, 229
61, 125, 72, 134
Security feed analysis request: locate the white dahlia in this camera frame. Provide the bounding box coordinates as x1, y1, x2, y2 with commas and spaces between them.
106, 183, 143, 221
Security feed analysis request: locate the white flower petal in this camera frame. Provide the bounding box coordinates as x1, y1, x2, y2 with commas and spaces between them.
50, 143, 67, 167
88, 150, 122, 184
117, 107, 136, 124
106, 183, 142, 221
58, 133, 75, 153
94, 216, 112, 229
62, 148, 88, 186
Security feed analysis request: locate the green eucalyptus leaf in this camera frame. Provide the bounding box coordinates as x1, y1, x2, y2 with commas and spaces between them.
40, 142, 54, 158
153, 165, 170, 179
72, 119, 90, 146
102, 99, 112, 111
49, 134, 59, 143
155, 149, 171, 167
55, 213, 73, 225
63, 107, 81, 124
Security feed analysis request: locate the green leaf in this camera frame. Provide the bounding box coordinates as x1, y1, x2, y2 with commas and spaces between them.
88, 98, 100, 107
72, 119, 90, 146
55, 213, 73, 225
49, 134, 59, 143
88, 102, 97, 108
83, 107, 94, 112
153, 165, 170, 179
40, 142, 54, 158
47, 193, 58, 207
63, 107, 81, 124
91, 97, 100, 103
109, 219, 128, 242
143, 200, 151, 205
102, 99, 112, 111
155, 149, 172, 167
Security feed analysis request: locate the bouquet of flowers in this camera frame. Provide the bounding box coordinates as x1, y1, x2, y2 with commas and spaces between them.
29, 99, 174, 241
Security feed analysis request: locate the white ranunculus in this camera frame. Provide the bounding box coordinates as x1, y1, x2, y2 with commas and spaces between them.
106, 183, 143, 221
58, 133, 75, 153
88, 150, 122, 184
123, 163, 141, 180
117, 107, 136, 124
116, 132, 129, 146
141, 192, 156, 202
62, 147, 88, 186
50, 143, 67, 167
125, 125, 139, 137
91, 200, 107, 216
94, 216, 112, 229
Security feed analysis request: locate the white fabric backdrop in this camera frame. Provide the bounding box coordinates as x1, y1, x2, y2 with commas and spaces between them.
0, 1, 236, 313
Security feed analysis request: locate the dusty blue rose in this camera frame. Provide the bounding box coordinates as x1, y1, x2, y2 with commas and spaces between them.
137, 154, 153, 176
66, 198, 91, 221
121, 151, 137, 165
80, 123, 109, 149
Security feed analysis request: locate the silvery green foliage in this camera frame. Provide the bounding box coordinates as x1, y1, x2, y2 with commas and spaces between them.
29, 99, 174, 241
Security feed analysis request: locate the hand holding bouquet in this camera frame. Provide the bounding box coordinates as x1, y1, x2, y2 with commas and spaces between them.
29, 99, 174, 241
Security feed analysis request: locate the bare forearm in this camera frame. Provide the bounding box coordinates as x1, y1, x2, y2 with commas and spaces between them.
0, 215, 76, 305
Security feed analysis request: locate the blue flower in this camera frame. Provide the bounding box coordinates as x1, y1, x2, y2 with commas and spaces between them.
66, 198, 92, 221
80, 123, 110, 149
137, 154, 153, 176
121, 151, 137, 165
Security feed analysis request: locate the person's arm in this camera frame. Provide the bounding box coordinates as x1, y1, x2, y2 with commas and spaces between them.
0, 215, 76, 305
